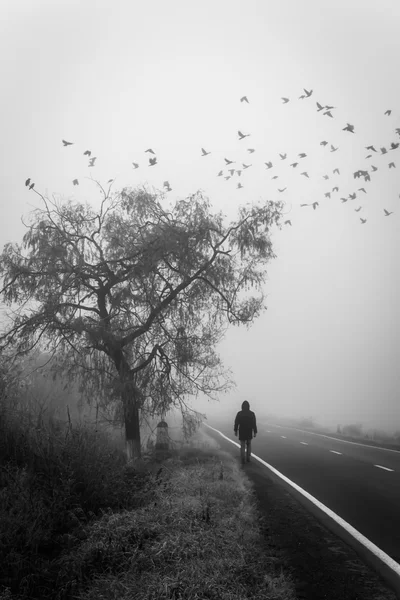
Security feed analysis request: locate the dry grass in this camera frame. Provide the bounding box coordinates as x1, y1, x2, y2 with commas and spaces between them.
0, 401, 296, 600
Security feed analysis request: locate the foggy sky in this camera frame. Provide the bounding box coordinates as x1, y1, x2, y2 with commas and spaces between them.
1, 0, 399, 432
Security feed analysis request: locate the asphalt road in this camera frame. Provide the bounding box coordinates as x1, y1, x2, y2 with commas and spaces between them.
208, 419, 400, 565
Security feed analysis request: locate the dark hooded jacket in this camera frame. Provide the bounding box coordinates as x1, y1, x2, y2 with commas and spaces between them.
234, 401, 257, 441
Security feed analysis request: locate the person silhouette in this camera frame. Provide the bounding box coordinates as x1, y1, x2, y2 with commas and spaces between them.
234, 401, 257, 464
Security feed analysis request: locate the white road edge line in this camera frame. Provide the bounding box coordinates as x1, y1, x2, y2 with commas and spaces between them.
374, 465, 395, 472
270, 424, 400, 453
204, 423, 400, 578
330, 450, 342, 455
300, 442, 308, 445
280, 435, 287, 438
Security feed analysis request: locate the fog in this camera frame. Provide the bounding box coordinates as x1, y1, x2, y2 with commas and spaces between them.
0, 0, 399, 437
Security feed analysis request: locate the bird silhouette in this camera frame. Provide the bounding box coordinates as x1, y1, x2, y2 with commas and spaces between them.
343, 123, 355, 133
381, 147, 388, 154
365, 155, 372, 159
384, 209, 394, 216
325, 105, 336, 110
83, 150, 91, 156
132, 162, 139, 169
298, 153, 307, 158
385, 110, 392, 116
330, 145, 338, 152
355, 207, 362, 212
240, 96, 249, 103
237, 183, 243, 189
396, 128, 400, 136
88, 157, 97, 167
284, 220, 292, 226
323, 175, 329, 180
149, 157, 157, 166
29, 183, 34, 190
320, 141, 328, 146
360, 218, 367, 224
163, 181, 172, 191
145, 149, 155, 154
242, 163, 251, 169
238, 130, 250, 140
389, 162, 396, 168
279, 153, 287, 160
333, 168, 340, 175
72, 179, 79, 185
325, 192, 331, 198
303, 88, 313, 97
324, 111, 333, 118
301, 172, 309, 178
247, 149, 255, 153
107, 179, 113, 184
341, 197, 348, 203
265, 162, 273, 169
391, 143, 399, 150
371, 165, 378, 172
349, 193, 357, 200
224, 158, 235, 165
236, 170, 242, 176
25, 178, 30, 187
229, 169, 235, 176
366, 145, 377, 152
300, 204, 309, 207
290, 162, 298, 168
358, 188, 367, 193
271, 175, 278, 180
316, 102, 324, 111
332, 186, 339, 192
278, 188, 287, 192
201, 148, 211, 156
282, 97, 289, 104
62, 140, 73, 146
224, 176, 231, 180
217, 171, 223, 177
312, 202, 319, 210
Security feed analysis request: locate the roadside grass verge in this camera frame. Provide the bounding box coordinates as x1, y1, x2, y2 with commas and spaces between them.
0, 401, 296, 600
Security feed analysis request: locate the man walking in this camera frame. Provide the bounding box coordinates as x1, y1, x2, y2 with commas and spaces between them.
234, 400, 257, 464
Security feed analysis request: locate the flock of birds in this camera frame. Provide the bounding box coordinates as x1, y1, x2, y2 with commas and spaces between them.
25, 88, 399, 227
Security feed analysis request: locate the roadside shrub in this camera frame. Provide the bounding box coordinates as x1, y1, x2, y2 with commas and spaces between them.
342, 423, 363, 437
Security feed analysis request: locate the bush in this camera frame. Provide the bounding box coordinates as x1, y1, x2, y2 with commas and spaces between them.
342, 423, 363, 437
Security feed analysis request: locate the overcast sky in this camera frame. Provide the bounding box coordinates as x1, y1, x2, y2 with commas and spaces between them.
1, 0, 399, 432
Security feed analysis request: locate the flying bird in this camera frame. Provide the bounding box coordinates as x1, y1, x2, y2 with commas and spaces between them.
229, 169, 235, 176
298, 153, 307, 158
145, 148, 155, 154
343, 123, 355, 133
301, 172, 309, 178
279, 153, 287, 160
88, 157, 97, 167
325, 192, 331, 198
62, 139, 73, 146
330, 145, 338, 152
341, 197, 348, 203
224, 158, 235, 165
236, 170, 242, 176
237, 183, 243, 189
365, 155, 372, 159
300, 203, 309, 207
149, 157, 157, 166
265, 162, 273, 169
323, 175, 329, 180
224, 176, 231, 180
396, 128, 400, 136
312, 202, 319, 210
201, 147, 211, 156
29, 182, 34, 190
83, 150, 91, 156
303, 88, 313, 97
242, 163, 251, 169
107, 179, 114, 183
332, 186, 339, 192
320, 141, 328, 146
132, 162, 139, 169
355, 207, 362, 212
325, 105, 336, 110
290, 162, 298, 168
25, 178, 31, 186
360, 218, 367, 224
385, 110, 392, 116
238, 130, 250, 140
391, 142, 399, 150
281, 97, 289, 104
381, 147, 388, 154
349, 193, 357, 200
371, 165, 378, 171
316, 102, 324, 111
358, 188, 366, 193
217, 170, 223, 177
240, 96, 249, 103
72, 179, 79, 185
389, 162, 396, 168
333, 168, 340, 174
278, 188, 287, 192
324, 111, 333, 118
247, 148, 255, 153
284, 220, 292, 226
366, 145, 377, 152
384, 209, 394, 216
163, 181, 172, 191
271, 175, 278, 179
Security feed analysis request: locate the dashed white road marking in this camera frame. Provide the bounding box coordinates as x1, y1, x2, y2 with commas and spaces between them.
330, 450, 342, 455
300, 442, 308, 445
204, 422, 400, 580
280, 435, 287, 439
374, 465, 394, 472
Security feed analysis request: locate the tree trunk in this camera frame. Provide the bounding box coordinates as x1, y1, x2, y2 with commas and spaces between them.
123, 388, 142, 462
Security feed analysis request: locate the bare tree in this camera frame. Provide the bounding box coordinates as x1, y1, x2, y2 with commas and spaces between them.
0, 183, 283, 460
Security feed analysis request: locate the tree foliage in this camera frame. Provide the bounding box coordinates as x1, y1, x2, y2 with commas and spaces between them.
0, 183, 283, 456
